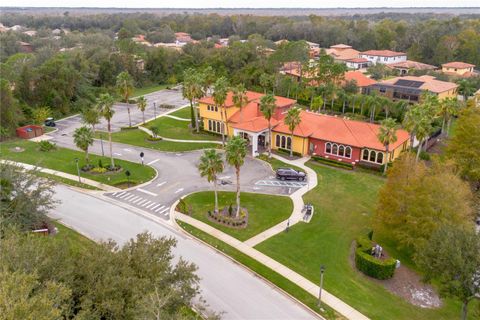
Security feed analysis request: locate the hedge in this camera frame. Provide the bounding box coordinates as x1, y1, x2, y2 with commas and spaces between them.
354, 236, 396, 280
276, 147, 303, 157
311, 155, 354, 170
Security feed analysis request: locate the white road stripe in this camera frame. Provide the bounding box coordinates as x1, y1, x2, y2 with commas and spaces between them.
137, 199, 148, 206
174, 188, 184, 194
141, 200, 152, 207
137, 188, 158, 197
155, 205, 166, 213
123, 148, 133, 152
122, 194, 135, 201
132, 197, 145, 204
147, 159, 160, 165
150, 204, 163, 211
113, 152, 122, 156
161, 208, 170, 215
128, 196, 141, 202
156, 181, 167, 187
115, 191, 126, 198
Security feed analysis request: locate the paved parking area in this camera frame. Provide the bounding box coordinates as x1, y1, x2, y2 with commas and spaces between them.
255, 179, 307, 188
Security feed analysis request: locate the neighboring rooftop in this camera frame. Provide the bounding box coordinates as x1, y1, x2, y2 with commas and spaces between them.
344, 71, 377, 87
330, 44, 352, 49
378, 75, 458, 93
361, 50, 406, 57
441, 61, 475, 69
388, 60, 437, 70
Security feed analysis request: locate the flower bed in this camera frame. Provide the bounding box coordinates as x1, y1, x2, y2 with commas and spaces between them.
207, 205, 249, 229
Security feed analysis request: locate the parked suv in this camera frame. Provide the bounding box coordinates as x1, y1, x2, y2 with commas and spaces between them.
276, 168, 306, 181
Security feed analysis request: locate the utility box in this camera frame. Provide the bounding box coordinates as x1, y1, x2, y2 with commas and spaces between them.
16, 125, 44, 139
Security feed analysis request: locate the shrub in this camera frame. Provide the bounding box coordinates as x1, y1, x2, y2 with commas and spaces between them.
98, 159, 103, 168
120, 126, 138, 130
276, 148, 302, 157
90, 167, 107, 174
311, 155, 354, 170
354, 236, 396, 280
176, 198, 187, 214
38, 140, 56, 152
419, 151, 431, 161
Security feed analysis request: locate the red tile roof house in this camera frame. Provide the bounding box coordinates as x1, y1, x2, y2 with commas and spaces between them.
359, 50, 407, 65
272, 110, 410, 166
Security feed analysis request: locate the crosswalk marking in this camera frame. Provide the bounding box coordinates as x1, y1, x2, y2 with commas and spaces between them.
155, 205, 166, 213
132, 197, 144, 204
115, 191, 127, 198
141, 201, 152, 207
128, 196, 141, 202
160, 207, 169, 215
151, 204, 163, 211
146, 202, 158, 209
174, 188, 184, 194
123, 194, 135, 201
137, 188, 158, 197
156, 181, 167, 187
137, 199, 148, 206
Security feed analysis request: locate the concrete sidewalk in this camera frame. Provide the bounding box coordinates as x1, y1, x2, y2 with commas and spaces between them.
175, 212, 369, 320
164, 114, 190, 121
244, 154, 318, 247
0, 160, 120, 192
138, 126, 223, 144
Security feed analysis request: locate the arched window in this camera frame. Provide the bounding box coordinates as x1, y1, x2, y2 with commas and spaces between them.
281, 136, 286, 148
276, 135, 280, 147
208, 120, 212, 131
287, 137, 292, 150
369, 150, 376, 162
216, 122, 221, 133
332, 144, 338, 155
376, 152, 384, 164
338, 146, 345, 157
362, 149, 369, 160
325, 142, 331, 154
221, 123, 225, 133
345, 147, 352, 158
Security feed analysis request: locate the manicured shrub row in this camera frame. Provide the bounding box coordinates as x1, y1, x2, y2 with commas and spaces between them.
207, 211, 247, 228
311, 155, 354, 170
120, 126, 138, 130
276, 148, 302, 157
355, 236, 396, 280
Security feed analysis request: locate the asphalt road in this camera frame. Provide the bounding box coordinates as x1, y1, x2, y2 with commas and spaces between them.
49, 185, 317, 320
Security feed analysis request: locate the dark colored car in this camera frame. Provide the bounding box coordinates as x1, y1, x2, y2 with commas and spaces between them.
44, 117, 56, 127
276, 168, 306, 181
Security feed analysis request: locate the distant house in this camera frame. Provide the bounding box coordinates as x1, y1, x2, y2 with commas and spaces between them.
343, 71, 377, 94
218, 38, 229, 47
175, 32, 193, 46
359, 50, 407, 65
305, 41, 319, 50
274, 39, 289, 46
371, 75, 458, 103
18, 41, 33, 53
441, 61, 475, 77
345, 58, 371, 70
388, 60, 437, 75
325, 44, 363, 64
52, 28, 62, 35
23, 30, 37, 37
132, 35, 152, 46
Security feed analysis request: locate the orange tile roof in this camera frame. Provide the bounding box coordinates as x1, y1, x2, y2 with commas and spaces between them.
273, 111, 410, 151
379, 75, 458, 94
330, 44, 352, 49
346, 57, 369, 63
198, 91, 264, 107
388, 60, 437, 70
442, 61, 475, 69
326, 48, 360, 61
361, 50, 406, 57
344, 71, 376, 87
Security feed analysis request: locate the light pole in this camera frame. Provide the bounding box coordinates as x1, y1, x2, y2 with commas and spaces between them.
153, 102, 157, 119
318, 265, 326, 309
140, 152, 144, 166
74, 158, 81, 183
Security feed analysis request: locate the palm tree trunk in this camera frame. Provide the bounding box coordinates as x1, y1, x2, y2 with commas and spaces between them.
268, 121, 272, 158
194, 100, 199, 133
235, 166, 241, 217
441, 116, 446, 135
219, 104, 226, 147
142, 111, 145, 124
127, 107, 131, 127
446, 118, 452, 137
213, 178, 218, 214
290, 133, 294, 157
190, 100, 195, 128
342, 99, 346, 114
461, 300, 468, 320
383, 146, 389, 175
416, 139, 423, 162
86, 148, 90, 165
108, 121, 115, 168
352, 97, 356, 114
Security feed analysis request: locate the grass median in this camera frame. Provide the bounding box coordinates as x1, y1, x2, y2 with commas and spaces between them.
132, 84, 170, 97
0, 139, 156, 189
168, 106, 191, 119
182, 191, 293, 241
147, 116, 220, 141
95, 129, 220, 152
254, 163, 474, 320
176, 220, 341, 320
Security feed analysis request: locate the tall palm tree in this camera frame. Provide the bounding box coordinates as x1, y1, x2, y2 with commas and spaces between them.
377, 118, 398, 175
232, 84, 248, 123
213, 77, 229, 146
457, 79, 475, 101
404, 104, 433, 162
97, 93, 116, 168
137, 96, 147, 124
311, 96, 323, 113
201, 66, 215, 96
284, 107, 302, 157
259, 94, 277, 158
438, 97, 461, 136
259, 73, 272, 94
225, 136, 247, 217
81, 106, 100, 132
73, 126, 94, 165
116, 71, 134, 127
182, 70, 204, 133
198, 149, 224, 214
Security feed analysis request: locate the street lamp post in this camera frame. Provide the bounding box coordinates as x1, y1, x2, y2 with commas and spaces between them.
74, 158, 81, 183
318, 265, 326, 309
153, 102, 157, 119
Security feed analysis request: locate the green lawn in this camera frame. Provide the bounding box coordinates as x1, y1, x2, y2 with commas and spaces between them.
177, 220, 340, 320
182, 191, 293, 241
0, 140, 156, 188
51, 222, 96, 253
254, 162, 473, 320
36, 172, 100, 190
257, 154, 305, 173
168, 107, 191, 119
147, 116, 220, 141
132, 84, 170, 97
96, 129, 220, 152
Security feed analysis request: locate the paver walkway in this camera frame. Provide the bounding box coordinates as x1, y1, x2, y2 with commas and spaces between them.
138, 126, 223, 144
175, 212, 369, 320
0, 160, 120, 192
244, 154, 318, 247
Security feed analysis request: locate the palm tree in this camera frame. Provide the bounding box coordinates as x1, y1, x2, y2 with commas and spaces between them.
73, 126, 94, 165
182, 70, 204, 133
198, 149, 224, 214
201, 66, 215, 96
259, 73, 272, 94
81, 106, 100, 132
213, 77, 229, 146
404, 104, 433, 162
284, 107, 302, 157
311, 96, 323, 113
232, 84, 248, 123
438, 97, 461, 136
116, 71, 134, 103
225, 136, 247, 217
137, 96, 147, 124
457, 79, 475, 101
259, 94, 276, 158
97, 93, 116, 168
377, 118, 398, 174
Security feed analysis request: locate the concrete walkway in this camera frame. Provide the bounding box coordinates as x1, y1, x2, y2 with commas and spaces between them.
175, 212, 369, 320
138, 126, 223, 144
0, 160, 121, 192
164, 114, 190, 121
244, 154, 318, 247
